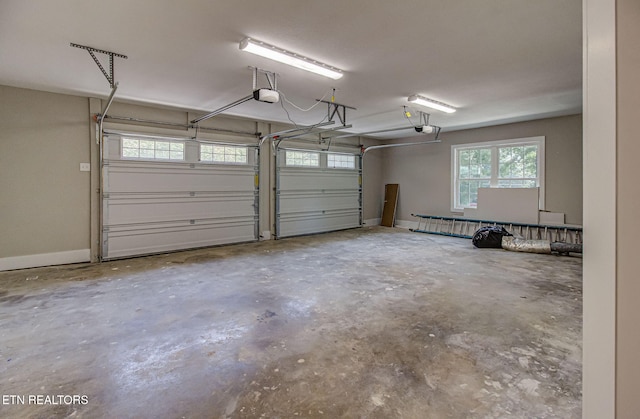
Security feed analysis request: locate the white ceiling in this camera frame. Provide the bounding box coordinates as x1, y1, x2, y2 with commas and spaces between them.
0, 0, 582, 138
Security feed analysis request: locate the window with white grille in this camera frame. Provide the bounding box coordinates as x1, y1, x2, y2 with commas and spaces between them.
451, 136, 545, 211
285, 151, 320, 167
327, 153, 356, 169
121, 137, 184, 161
200, 144, 248, 164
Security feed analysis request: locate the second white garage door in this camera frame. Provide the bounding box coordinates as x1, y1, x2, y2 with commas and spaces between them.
275, 147, 362, 238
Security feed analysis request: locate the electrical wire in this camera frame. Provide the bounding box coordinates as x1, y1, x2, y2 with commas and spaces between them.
274, 111, 330, 149
403, 107, 434, 131
277, 87, 334, 132
279, 88, 334, 112
403, 106, 417, 128
279, 97, 300, 130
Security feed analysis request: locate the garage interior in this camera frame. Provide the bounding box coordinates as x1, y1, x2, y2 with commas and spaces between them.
0, 1, 638, 418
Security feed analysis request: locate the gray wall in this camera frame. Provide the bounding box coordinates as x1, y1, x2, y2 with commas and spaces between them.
381, 114, 583, 225
0, 85, 91, 257
0, 84, 582, 267
0, 85, 384, 266
362, 150, 383, 222
616, 0, 640, 414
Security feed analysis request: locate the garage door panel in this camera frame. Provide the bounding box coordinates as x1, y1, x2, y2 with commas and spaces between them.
104, 193, 256, 225
103, 218, 257, 259
278, 169, 359, 190
105, 161, 256, 193
102, 135, 259, 259
275, 148, 362, 238
278, 191, 360, 213
278, 210, 361, 238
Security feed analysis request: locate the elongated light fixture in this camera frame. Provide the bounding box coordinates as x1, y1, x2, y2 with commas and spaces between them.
408, 95, 456, 113
239, 37, 343, 80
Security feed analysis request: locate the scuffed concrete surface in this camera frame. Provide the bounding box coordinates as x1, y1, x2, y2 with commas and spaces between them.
0, 227, 582, 418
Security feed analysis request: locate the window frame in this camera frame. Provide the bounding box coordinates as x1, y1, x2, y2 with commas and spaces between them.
284, 150, 320, 167
120, 136, 185, 161
326, 153, 356, 170
451, 136, 545, 212
199, 143, 249, 165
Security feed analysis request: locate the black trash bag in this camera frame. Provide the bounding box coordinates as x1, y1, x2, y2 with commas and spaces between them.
472, 226, 512, 248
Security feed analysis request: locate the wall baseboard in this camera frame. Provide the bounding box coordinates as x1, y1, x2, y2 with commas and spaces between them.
0, 249, 90, 272
394, 219, 419, 230
363, 218, 381, 226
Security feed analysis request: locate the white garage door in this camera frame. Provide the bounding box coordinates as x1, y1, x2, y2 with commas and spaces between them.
102, 133, 259, 259
275, 147, 362, 238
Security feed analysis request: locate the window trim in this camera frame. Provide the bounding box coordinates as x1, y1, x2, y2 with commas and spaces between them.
451, 136, 545, 212
199, 143, 249, 165
120, 136, 185, 161
284, 150, 320, 167
326, 152, 356, 170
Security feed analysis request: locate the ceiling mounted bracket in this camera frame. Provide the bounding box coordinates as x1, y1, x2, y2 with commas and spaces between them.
70, 43, 127, 88
278, 124, 352, 142
321, 117, 442, 140
191, 67, 279, 125
274, 123, 352, 150
419, 111, 430, 126
259, 121, 336, 146
317, 99, 356, 126
250, 66, 277, 91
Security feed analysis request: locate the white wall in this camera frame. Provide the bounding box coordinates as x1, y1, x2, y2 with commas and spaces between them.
381, 115, 583, 225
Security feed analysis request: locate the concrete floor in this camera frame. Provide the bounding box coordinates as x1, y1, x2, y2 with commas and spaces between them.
0, 227, 582, 418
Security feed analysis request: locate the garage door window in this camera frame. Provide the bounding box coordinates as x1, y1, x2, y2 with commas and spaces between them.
200, 144, 248, 164
285, 151, 319, 167
121, 137, 184, 161
327, 153, 355, 169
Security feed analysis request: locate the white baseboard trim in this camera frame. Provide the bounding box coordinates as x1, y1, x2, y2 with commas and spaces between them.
0, 249, 91, 272
394, 219, 419, 230
363, 218, 381, 226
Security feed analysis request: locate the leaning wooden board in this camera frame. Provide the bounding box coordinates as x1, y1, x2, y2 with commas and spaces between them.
381, 184, 399, 227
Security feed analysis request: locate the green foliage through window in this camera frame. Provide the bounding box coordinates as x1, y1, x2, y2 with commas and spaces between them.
285, 151, 320, 167
121, 137, 184, 160
327, 154, 355, 169
453, 138, 543, 210
200, 144, 248, 164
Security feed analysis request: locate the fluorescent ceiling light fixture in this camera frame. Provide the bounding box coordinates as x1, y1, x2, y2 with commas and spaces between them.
239, 37, 343, 80
408, 95, 456, 113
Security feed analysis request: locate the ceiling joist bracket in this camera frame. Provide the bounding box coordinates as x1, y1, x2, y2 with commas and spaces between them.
250, 66, 278, 91
419, 111, 430, 126
317, 99, 356, 126
71, 43, 128, 88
